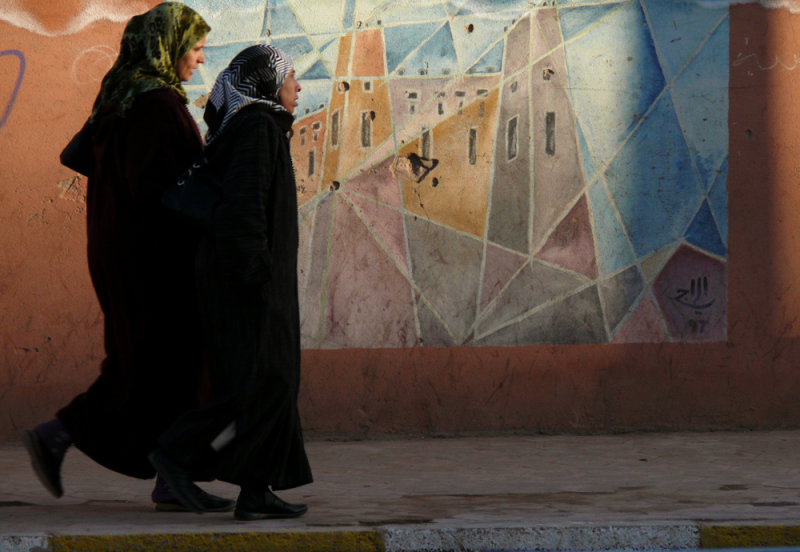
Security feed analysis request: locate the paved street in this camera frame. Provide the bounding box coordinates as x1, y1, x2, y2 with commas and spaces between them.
3, 430, 800, 550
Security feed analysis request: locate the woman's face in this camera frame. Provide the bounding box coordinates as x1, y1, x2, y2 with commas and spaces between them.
177, 35, 207, 82
278, 69, 301, 114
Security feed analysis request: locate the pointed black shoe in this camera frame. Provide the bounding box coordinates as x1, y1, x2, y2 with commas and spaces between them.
148, 449, 208, 514
234, 488, 308, 521
155, 490, 235, 512
21, 429, 64, 498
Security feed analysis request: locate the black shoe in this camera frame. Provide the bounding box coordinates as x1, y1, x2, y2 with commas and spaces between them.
155, 490, 235, 512
148, 449, 208, 514
234, 488, 308, 521
21, 429, 63, 498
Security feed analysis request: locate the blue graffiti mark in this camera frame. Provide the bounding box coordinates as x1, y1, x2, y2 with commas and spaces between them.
0, 50, 26, 130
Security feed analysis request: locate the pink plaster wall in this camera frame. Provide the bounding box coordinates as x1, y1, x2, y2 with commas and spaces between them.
2, 3, 800, 440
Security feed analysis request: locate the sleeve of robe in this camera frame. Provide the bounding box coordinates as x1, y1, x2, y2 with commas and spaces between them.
212, 107, 283, 285
123, 89, 203, 208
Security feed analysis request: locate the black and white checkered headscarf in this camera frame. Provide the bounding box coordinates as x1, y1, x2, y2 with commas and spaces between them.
204, 44, 294, 145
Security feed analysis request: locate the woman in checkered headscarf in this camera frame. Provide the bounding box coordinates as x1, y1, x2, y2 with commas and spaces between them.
151, 44, 312, 521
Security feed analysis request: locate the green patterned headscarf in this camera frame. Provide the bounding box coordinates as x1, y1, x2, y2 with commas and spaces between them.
90, 2, 210, 120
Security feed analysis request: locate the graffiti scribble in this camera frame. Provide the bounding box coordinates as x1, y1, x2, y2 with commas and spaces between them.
0, 50, 25, 130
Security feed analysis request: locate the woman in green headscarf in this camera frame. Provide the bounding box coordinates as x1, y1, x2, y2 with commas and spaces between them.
23, 3, 232, 513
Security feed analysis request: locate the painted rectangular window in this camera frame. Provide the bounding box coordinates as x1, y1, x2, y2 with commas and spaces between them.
421, 129, 430, 159
438, 102, 444, 115
363, 80, 372, 92
299, 127, 307, 146
331, 111, 340, 148
360, 111, 372, 148
507, 116, 518, 161
545, 112, 556, 156
308, 149, 315, 177
468, 128, 477, 165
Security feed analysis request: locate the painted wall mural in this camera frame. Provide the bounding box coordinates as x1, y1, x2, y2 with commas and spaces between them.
180, 0, 729, 348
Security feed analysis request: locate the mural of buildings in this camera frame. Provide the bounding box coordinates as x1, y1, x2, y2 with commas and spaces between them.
182, 0, 729, 348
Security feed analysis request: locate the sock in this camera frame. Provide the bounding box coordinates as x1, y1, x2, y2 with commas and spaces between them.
34, 418, 71, 460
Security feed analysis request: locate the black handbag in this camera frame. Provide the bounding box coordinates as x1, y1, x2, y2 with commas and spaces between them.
60, 119, 93, 176
161, 156, 222, 231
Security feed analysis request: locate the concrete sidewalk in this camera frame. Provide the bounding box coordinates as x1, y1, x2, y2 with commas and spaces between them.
3, 430, 800, 551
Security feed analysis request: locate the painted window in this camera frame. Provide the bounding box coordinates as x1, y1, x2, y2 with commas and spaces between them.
507, 116, 518, 161
308, 149, 315, 177
468, 128, 477, 165
406, 90, 419, 115
331, 111, 340, 148
421, 129, 431, 159
545, 112, 556, 156
360, 111, 372, 148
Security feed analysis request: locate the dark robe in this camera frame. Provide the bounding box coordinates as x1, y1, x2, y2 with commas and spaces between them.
58, 89, 205, 479
158, 104, 313, 491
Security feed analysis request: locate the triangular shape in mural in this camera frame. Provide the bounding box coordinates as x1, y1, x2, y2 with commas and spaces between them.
375, 2, 448, 25
558, 2, 626, 43
641, 0, 728, 82
478, 259, 585, 336
685, 199, 726, 258
476, 285, 606, 345
562, 1, 666, 172
466, 40, 504, 75
611, 292, 669, 343
599, 264, 645, 333
353, 0, 390, 25
480, 243, 528, 311
400, 22, 459, 76
535, 195, 598, 280
416, 292, 456, 347
272, 35, 315, 59
301, 59, 331, 80
268, 2, 305, 37
708, 156, 728, 248
385, 22, 444, 74
299, 192, 337, 345
321, 199, 417, 348
670, 17, 729, 193
640, 242, 679, 284
285, 0, 348, 36
343, 0, 356, 29
587, 180, 635, 277
605, 92, 701, 257
340, 155, 403, 209
406, 215, 483, 342
576, 119, 597, 186
452, 14, 509, 74
344, 191, 409, 274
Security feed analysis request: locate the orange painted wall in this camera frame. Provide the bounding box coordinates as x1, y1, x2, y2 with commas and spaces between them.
2, 3, 800, 440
